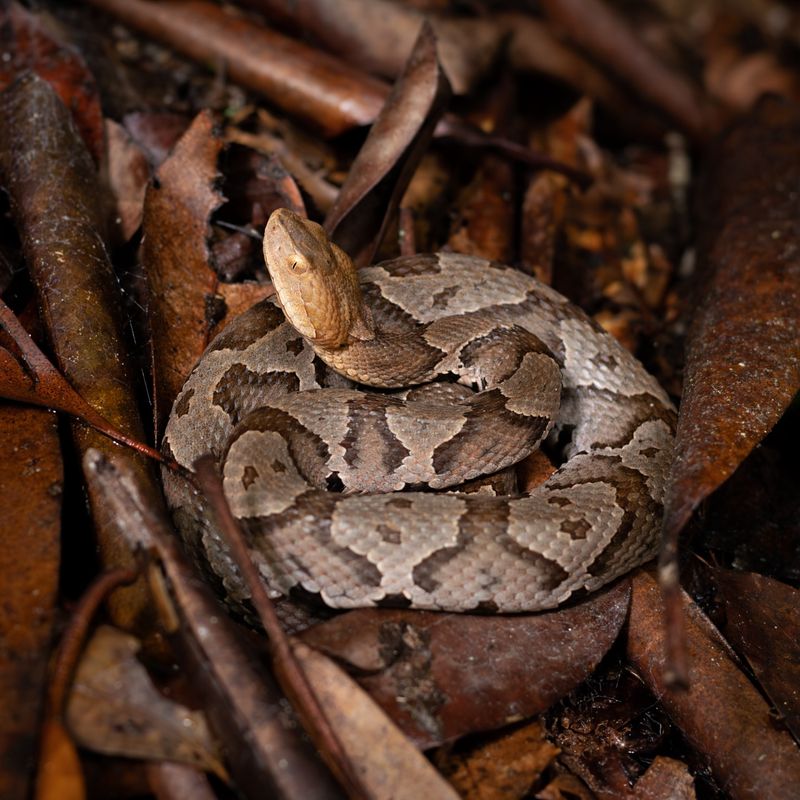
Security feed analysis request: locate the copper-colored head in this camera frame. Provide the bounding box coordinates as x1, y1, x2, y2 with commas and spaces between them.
263, 209, 373, 348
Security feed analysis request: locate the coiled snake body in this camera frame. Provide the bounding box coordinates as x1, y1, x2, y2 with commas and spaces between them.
163, 210, 675, 613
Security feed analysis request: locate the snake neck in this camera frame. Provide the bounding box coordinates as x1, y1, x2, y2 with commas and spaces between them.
314, 327, 444, 387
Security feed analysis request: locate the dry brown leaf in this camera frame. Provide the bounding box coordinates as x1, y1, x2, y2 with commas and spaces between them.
626, 568, 800, 799
713, 568, 800, 745
66, 626, 225, 777
214, 282, 275, 336
0, 404, 62, 800
0, 1, 104, 163
105, 118, 151, 242
324, 22, 450, 267
632, 756, 695, 800
663, 97, 800, 562
291, 641, 460, 800
143, 110, 225, 435
520, 171, 565, 284
434, 720, 560, 800
447, 155, 515, 263
302, 581, 631, 748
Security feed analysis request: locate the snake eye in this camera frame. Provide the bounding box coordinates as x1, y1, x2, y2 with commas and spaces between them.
289, 254, 310, 275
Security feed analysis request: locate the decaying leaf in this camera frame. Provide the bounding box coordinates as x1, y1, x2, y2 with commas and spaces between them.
434, 720, 560, 800
105, 118, 152, 243
290, 641, 460, 800
520, 171, 565, 284
324, 22, 451, 267
627, 569, 800, 799
0, 1, 104, 163
632, 757, 695, 800
66, 626, 224, 776
142, 110, 225, 435
447, 154, 515, 264
0, 404, 62, 800
302, 581, 631, 748
713, 568, 800, 745
664, 96, 800, 545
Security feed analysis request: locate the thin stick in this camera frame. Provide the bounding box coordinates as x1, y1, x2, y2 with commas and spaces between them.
47, 567, 139, 717
398, 206, 417, 256
191, 455, 370, 800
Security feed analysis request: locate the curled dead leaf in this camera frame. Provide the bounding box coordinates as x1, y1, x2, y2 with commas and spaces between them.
302, 581, 631, 748
324, 22, 451, 267
66, 626, 225, 778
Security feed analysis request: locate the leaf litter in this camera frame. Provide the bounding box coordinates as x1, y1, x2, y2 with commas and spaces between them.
0, 1, 798, 798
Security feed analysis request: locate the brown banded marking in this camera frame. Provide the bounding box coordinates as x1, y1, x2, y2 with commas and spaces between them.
212, 365, 300, 425
340, 393, 412, 478
206, 300, 286, 354
173, 387, 194, 418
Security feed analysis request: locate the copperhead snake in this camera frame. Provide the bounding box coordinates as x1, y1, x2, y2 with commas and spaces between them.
162, 209, 676, 613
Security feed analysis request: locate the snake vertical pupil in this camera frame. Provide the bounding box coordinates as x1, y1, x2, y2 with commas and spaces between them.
290, 255, 309, 274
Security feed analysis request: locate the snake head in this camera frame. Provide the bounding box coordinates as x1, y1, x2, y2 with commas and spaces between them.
263, 209, 374, 348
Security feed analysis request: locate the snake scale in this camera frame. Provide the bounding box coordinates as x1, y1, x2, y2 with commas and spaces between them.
162, 209, 676, 613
